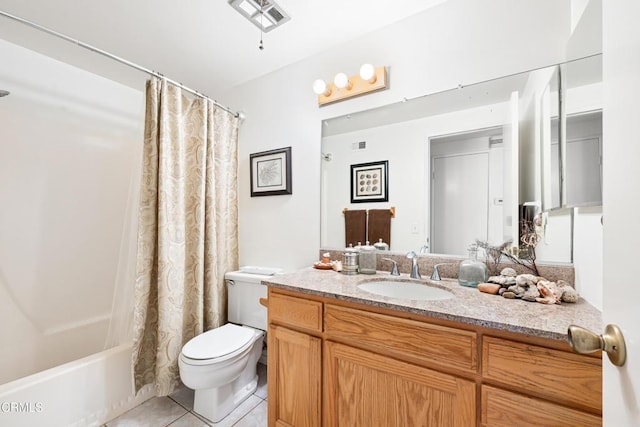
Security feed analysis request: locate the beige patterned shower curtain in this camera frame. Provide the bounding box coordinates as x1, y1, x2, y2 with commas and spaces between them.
132, 77, 239, 395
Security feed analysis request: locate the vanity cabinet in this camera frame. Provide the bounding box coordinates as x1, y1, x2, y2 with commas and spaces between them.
266, 287, 602, 427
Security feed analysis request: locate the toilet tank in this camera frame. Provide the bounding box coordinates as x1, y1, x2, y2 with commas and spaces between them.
225, 269, 280, 330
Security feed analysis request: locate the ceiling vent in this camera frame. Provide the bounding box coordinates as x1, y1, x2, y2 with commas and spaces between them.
229, 0, 291, 33
352, 141, 367, 151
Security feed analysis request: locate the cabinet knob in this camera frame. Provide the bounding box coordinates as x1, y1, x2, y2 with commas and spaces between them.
568, 323, 626, 367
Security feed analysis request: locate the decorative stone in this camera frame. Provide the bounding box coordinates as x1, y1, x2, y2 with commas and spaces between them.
515, 274, 539, 287
502, 291, 516, 299
488, 275, 516, 285
537, 280, 562, 304
560, 286, 579, 303
522, 286, 541, 302
498, 287, 507, 296
478, 283, 501, 295
556, 279, 579, 303
507, 284, 526, 298
500, 267, 517, 277
535, 295, 557, 304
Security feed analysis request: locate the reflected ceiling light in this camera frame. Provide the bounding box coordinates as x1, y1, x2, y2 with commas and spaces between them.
313, 65, 388, 106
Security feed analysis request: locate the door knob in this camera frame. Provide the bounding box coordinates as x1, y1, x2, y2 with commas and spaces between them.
567, 324, 627, 367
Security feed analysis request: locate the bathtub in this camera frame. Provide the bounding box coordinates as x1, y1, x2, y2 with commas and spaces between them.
0, 343, 154, 427
0, 36, 148, 427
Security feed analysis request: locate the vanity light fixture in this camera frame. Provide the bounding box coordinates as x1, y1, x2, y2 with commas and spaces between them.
312, 64, 388, 106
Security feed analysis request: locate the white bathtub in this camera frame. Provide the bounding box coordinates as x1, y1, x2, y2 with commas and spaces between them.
0, 343, 154, 427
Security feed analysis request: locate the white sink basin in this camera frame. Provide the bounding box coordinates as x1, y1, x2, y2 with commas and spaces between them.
357, 280, 454, 301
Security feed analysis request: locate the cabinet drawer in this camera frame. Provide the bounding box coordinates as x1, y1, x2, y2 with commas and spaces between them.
481, 385, 601, 427
268, 291, 323, 333
482, 336, 602, 412
325, 304, 477, 373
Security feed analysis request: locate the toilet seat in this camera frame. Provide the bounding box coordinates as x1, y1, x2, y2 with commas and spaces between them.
181, 324, 257, 366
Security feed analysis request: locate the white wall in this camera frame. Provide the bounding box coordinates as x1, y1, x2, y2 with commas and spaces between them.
0, 39, 144, 383
222, 0, 572, 270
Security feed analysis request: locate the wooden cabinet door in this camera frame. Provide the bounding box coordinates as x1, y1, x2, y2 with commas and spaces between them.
324, 341, 475, 427
268, 325, 322, 427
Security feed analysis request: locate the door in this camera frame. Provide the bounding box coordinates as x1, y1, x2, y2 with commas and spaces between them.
432, 152, 489, 256
324, 341, 475, 427
602, 2, 640, 424
268, 325, 321, 427
565, 137, 602, 206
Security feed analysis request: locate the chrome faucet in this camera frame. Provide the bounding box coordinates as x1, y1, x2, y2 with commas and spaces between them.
382, 258, 400, 276
430, 263, 452, 281
406, 251, 421, 279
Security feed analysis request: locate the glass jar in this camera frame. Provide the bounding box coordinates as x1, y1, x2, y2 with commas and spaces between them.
373, 238, 389, 251
358, 241, 377, 275
458, 245, 488, 287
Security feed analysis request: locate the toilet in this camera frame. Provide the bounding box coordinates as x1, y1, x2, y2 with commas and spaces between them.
178, 269, 277, 423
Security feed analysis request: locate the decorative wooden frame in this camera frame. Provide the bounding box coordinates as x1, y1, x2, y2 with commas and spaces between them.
250, 146, 292, 196
350, 160, 388, 203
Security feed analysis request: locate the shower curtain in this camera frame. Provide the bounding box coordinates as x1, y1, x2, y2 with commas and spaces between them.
132, 77, 239, 395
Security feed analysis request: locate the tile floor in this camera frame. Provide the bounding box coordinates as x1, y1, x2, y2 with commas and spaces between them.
104, 363, 267, 427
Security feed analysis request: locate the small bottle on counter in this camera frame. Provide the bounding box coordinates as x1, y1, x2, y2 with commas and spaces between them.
358, 241, 377, 274
342, 244, 359, 275
458, 244, 488, 287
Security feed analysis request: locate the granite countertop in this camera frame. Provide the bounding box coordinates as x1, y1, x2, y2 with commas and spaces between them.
263, 267, 603, 342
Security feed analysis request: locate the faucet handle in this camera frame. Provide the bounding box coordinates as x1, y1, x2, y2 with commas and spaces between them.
382, 258, 400, 276
430, 263, 449, 281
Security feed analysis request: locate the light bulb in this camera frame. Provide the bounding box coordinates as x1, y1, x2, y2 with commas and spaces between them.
312, 79, 330, 96
359, 64, 376, 83
334, 72, 352, 90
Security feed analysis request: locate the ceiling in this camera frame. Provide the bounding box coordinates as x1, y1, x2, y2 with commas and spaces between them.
0, 0, 447, 98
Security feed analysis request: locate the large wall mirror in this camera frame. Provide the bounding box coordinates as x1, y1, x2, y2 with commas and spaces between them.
320, 54, 602, 261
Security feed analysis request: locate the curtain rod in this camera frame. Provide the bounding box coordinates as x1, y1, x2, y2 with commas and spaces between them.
0, 9, 241, 118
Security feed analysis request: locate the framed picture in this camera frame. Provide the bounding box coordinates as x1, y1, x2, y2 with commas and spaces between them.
250, 146, 292, 196
350, 160, 388, 203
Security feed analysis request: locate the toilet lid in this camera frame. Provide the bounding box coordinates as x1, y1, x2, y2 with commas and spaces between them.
182, 324, 255, 360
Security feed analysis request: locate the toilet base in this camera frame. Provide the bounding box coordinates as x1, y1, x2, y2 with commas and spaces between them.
193, 373, 259, 423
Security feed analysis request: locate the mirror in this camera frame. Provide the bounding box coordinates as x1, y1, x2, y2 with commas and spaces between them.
320, 54, 602, 258
550, 55, 603, 208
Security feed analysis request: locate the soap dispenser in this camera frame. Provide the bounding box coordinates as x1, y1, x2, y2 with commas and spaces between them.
458, 244, 488, 288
